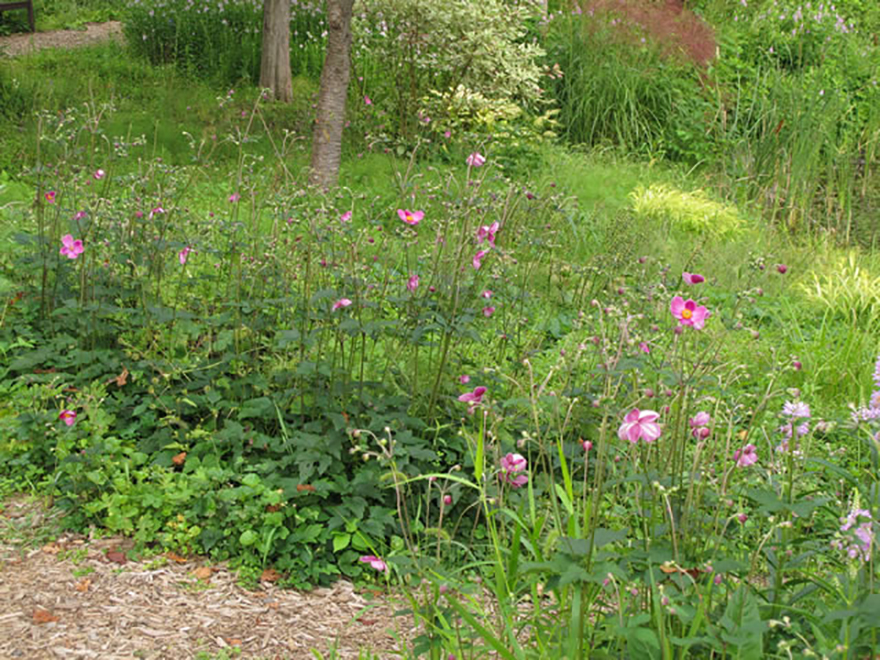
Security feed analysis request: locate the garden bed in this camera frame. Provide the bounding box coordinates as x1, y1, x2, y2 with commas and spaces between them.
0, 497, 408, 659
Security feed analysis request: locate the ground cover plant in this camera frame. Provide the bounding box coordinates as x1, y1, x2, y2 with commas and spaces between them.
0, 0, 879, 658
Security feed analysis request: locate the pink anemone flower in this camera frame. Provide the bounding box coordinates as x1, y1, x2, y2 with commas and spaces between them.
682, 272, 705, 285
476, 221, 500, 246
45, 191, 56, 204
340, 211, 352, 223
407, 274, 419, 293
59, 234, 84, 260
94, 169, 106, 180
59, 410, 77, 426
482, 306, 495, 318
733, 444, 758, 467
472, 249, 490, 270
458, 385, 487, 414
178, 246, 192, 265
397, 209, 424, 226
500, 453, 529, 488
332, 298, 353, 312
466, 152, 486, 168
618, 409, 662, 444
359, 555, 387, 572
670, 296, 709, 329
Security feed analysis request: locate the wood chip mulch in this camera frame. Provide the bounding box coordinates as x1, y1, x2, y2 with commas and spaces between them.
0, 499, 412, 659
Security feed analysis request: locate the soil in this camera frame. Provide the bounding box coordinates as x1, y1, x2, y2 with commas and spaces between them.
0, 21, 123, 58
0, 496, 410, 659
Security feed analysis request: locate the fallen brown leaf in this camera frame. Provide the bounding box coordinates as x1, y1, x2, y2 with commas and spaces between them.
106, 550, 127, 565
296, 484, 315, 493
260, 568, 282, 583
225, 638, 242, 647
75, 578, 91, 592
42, 542, 61, 554
33, 608, 59, 625
192, 566, 213, 581
172, 451, 187, 466
166, 551, 188, 563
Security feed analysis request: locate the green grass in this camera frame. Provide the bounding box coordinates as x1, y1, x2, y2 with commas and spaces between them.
0, 0, 120, 34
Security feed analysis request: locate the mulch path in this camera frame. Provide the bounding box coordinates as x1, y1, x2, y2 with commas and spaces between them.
0, 497, 411, 659
0, 21, 123, 58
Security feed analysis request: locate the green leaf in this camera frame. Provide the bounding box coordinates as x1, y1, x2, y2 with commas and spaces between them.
720, 587, 765, 660
239, 529, 258, 546
333, 533, 351, 552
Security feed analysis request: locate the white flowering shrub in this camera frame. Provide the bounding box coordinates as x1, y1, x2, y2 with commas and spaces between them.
353, 0, 547, 137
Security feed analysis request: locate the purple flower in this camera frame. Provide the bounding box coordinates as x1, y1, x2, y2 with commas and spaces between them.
618, 409, 662, 444
500, 453, 529, 488
682, 272, 705, 285
482, 306, 495, 318
407, 274, 419, 293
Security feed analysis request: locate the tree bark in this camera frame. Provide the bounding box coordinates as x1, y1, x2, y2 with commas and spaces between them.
309, 0, 355, 188
260, 0, 293, 103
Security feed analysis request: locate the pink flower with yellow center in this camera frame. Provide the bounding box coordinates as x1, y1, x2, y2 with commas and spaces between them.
45, 191, 56, 204
670, 296, 709, 329
59, 410, 77, 426
397, 209, 424, 226
59, 234, 84, 259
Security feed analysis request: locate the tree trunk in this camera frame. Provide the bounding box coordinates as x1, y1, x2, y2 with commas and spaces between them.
309, 0, 355, 188
260, 0, 293, 103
